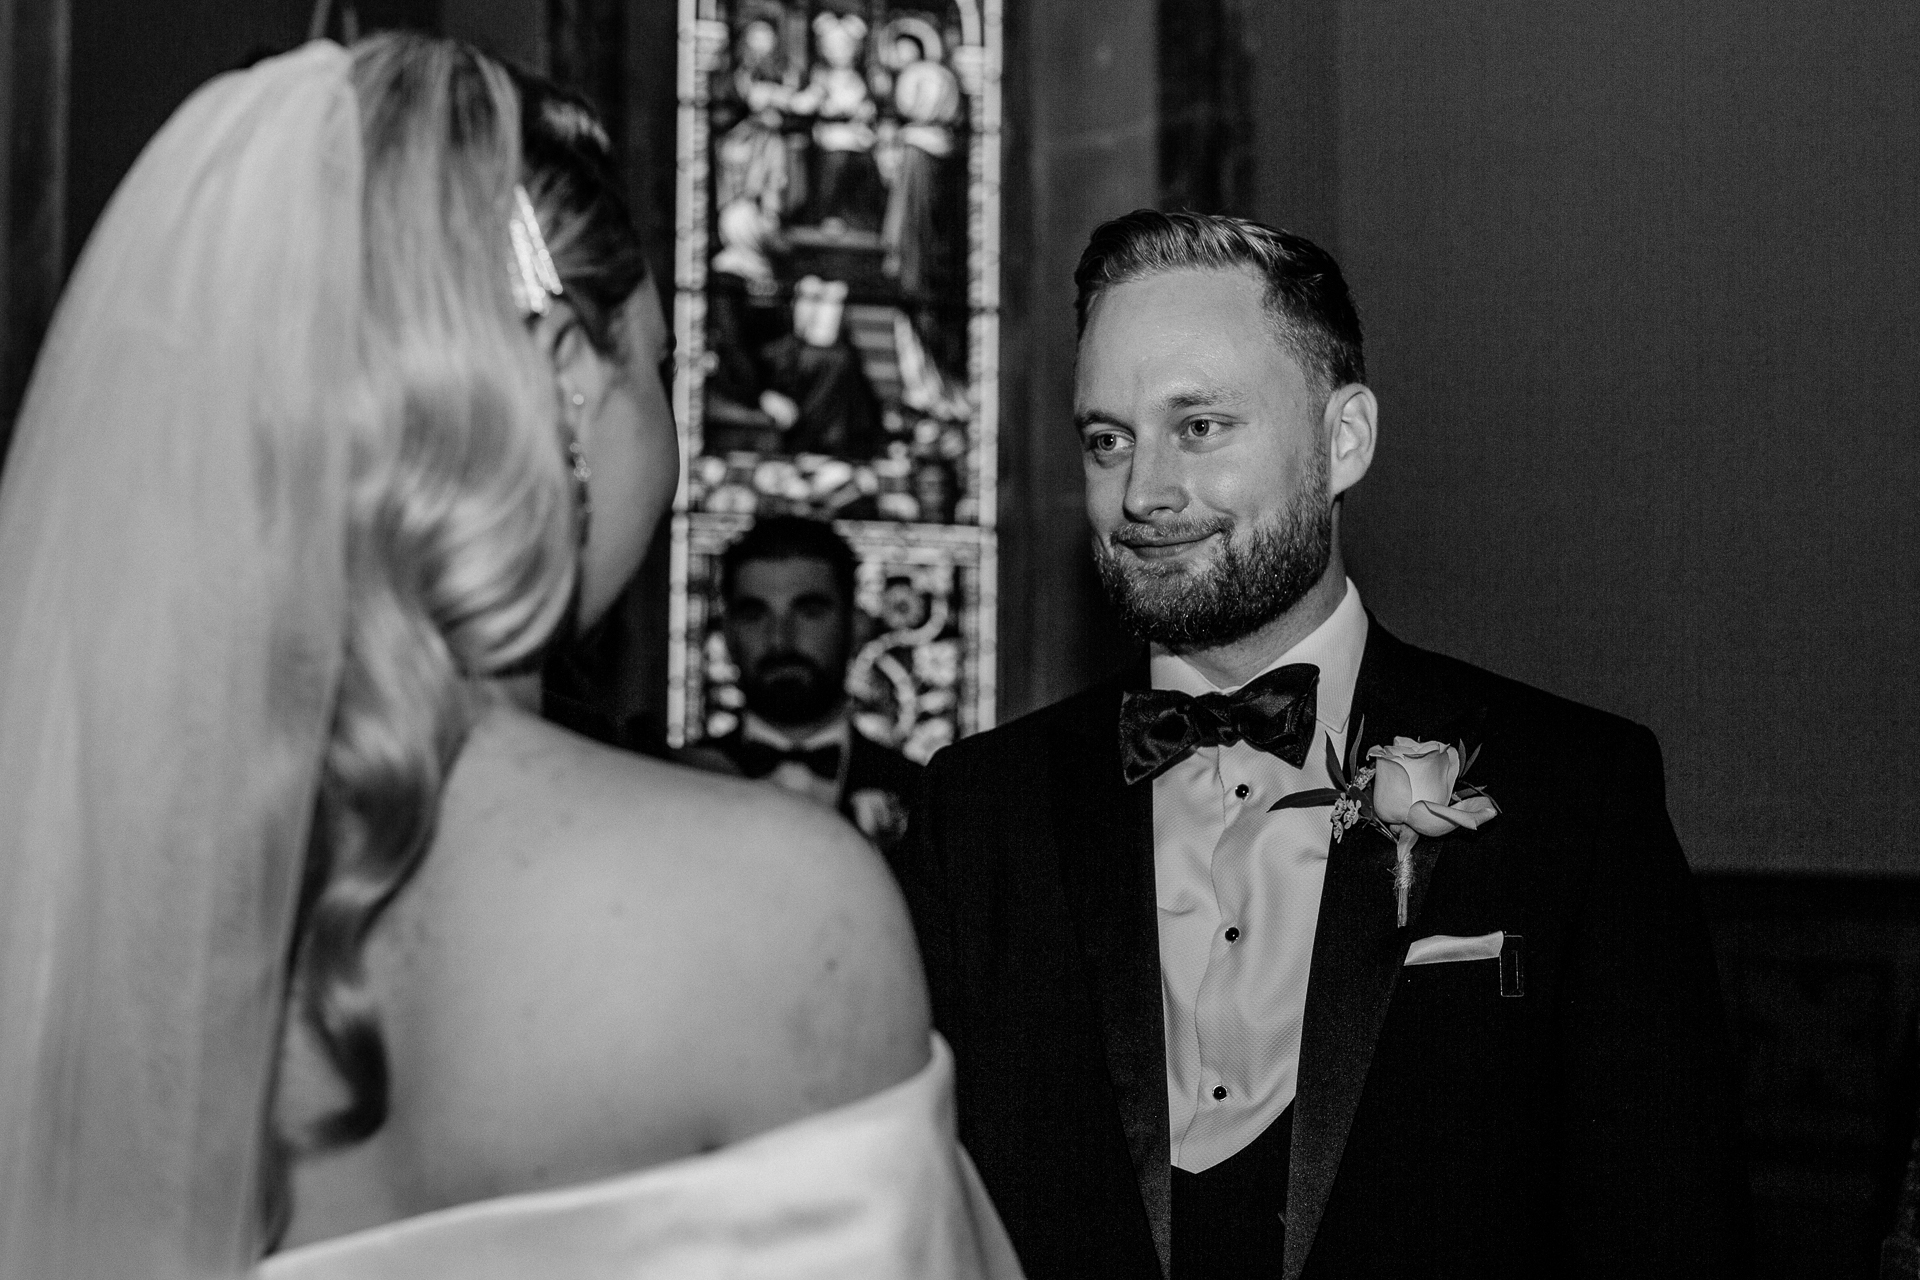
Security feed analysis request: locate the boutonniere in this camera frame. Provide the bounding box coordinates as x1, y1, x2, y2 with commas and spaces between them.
1272, 720, 1499, 927
848, 787, 910, 852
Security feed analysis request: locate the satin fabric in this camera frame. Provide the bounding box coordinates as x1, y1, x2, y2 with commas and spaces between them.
1118, 663, 1321, 786
0, 42, 361, 1280
260, 1037, 1025, 1280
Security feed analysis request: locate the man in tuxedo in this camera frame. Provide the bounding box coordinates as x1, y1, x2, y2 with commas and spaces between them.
685, 515, 920, 851
897, 210, 1748, 1278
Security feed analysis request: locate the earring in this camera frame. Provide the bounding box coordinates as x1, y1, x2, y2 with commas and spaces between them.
561, 388, 591, 550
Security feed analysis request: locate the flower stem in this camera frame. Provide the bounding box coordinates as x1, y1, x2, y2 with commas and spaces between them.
1393, 830, 1419, 928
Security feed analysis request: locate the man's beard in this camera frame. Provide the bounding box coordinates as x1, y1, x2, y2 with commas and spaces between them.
741, 652, 844, 725
1093, 463, 1334, 651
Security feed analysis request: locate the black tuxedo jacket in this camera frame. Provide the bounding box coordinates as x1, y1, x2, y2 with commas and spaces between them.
840, 725, 924, 820
897, 620, 1749, 1279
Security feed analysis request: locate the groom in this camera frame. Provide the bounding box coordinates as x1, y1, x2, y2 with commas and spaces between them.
897, 210, 1749, 1279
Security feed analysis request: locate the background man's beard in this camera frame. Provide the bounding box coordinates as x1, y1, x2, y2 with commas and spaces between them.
1094, 479, 1335, 651
742, 654, 844, 725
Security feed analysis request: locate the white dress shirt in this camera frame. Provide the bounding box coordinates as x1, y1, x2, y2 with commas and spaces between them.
1152, 579, 1368, 1173
741, 711, 851, 810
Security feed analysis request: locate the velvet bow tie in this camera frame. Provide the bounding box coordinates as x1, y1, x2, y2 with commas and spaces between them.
733, 739, 843, 782
1118, 663, 1320, 786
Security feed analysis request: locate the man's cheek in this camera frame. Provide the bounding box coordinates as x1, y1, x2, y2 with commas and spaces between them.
1084, 484, 1125, 533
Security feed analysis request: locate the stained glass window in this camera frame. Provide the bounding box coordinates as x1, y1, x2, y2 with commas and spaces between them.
669, 0, 1002, 760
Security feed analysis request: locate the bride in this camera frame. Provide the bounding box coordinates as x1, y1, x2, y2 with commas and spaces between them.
0, 33, 1020, 1280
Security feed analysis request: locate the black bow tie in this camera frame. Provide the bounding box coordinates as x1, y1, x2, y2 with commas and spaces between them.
732, 738, 843, 782
1118, 663, 1320, 786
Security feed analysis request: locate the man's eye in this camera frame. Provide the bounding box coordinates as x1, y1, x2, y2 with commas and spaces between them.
1186, 418, 1223, 439
1085, 431, 1127, 454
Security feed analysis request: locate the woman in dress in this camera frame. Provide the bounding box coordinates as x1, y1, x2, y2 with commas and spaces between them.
0, 33, 1019, 1280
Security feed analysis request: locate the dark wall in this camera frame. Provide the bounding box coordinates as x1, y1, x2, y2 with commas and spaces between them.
994, 0, 1159, 715
3, 2, 535, 459
1, 0, 69, 442
1123, 0, 1920, 875
1701, 873, 1920, 1278
66, 0, 335, 271
61, 0, 522, 286
0, 0, 332, 456
1313, 0, 1920, 873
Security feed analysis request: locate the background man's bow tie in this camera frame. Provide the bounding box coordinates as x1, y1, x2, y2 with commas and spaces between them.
733, 739, 843, 781
1118, 663, 1320, 785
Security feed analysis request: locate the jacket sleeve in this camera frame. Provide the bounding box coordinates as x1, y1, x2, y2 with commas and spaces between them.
1558, 723, 1752, 1277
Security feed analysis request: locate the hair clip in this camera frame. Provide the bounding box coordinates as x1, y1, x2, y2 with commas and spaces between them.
508, 184, 565, 318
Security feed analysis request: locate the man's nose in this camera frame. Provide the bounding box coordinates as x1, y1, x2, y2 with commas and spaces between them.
1122, 437, 1187, 522
771, 607, 798, 648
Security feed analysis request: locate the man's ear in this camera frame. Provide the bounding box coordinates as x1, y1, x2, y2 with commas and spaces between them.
1325, 382, 1378, 498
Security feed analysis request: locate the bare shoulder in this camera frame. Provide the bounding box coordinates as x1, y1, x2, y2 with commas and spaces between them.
363, 706, 928, 1213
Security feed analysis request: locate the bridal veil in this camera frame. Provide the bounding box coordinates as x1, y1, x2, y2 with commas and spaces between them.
0, 42, 361, 1278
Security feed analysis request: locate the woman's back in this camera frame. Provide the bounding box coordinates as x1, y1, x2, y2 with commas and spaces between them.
282, 702, 931, 1245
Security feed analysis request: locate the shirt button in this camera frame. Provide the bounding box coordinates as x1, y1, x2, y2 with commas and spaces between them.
1234, 783, 1250, 799
1212, 1085, 1228, 1101
1224, 926, 1240, 943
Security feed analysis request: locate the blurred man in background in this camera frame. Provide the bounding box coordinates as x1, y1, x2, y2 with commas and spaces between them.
685, 515, 920, 853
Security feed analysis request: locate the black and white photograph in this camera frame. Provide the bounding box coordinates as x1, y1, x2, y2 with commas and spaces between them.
0, 0, 1914, 1276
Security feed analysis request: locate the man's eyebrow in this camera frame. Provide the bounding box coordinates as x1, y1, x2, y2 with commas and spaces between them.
1075, 386, 1249, 431
1073, 408, 1129, 432
1161, 385, 1247, 412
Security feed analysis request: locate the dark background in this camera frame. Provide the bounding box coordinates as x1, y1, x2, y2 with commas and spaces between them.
1007, 0, 1920, 879
3, 0, 1916, 1273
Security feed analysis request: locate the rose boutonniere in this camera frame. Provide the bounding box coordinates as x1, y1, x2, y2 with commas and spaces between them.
848, 787, 910, 853
1272, 720, 1499, 926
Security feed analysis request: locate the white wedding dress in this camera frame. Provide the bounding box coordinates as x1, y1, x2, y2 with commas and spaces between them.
261, 1037, 1023, 1280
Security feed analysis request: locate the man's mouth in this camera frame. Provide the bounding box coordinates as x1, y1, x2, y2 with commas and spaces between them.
1114, 529, 1223, 562
756, 657, 822, 682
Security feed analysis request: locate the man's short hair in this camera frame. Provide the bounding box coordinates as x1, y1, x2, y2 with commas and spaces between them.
719, 515, 858, 609
1073, 209, 1365, 400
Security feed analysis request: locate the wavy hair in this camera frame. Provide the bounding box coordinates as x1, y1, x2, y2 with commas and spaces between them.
267, 33, 589, 1236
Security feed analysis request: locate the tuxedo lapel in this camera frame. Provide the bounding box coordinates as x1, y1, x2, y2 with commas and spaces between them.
1049, 670, 1173, 1278
1283, 620, 1477, 1280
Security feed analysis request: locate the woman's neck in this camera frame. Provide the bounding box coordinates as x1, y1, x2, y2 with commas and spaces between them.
488, 673, 543, 714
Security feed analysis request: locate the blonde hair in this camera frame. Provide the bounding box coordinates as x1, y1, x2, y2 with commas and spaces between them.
272, 33, 578, 1223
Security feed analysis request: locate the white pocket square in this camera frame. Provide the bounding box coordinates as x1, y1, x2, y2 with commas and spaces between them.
1404, 931, 1505, 966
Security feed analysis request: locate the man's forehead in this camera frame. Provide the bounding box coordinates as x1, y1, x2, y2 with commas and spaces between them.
732, 555, 843, 598
1074, 272, 1308, 417
1081, 265, 1270, 337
